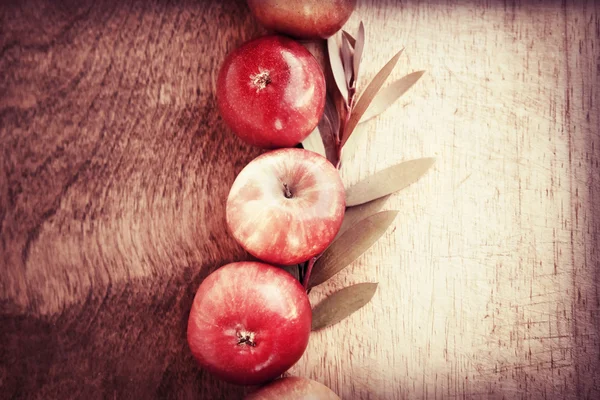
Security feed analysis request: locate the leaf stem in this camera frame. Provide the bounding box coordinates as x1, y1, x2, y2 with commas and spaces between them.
335, 90, 355, 170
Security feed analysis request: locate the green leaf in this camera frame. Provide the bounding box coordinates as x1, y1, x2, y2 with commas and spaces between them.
308, 210, 398, 288
360, 71, 425, 123
341, 49, 403, 146
327, 33, 348, 104
311, 283, 378, 331
345, 158, 436, 207
336, 195, 391, 239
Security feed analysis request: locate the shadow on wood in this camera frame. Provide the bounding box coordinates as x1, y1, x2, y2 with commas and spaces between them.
1, 0, 265, 397
0, 267, 253, 399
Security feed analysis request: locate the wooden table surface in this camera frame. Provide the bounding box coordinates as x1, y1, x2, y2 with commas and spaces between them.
1, 0, 599, 399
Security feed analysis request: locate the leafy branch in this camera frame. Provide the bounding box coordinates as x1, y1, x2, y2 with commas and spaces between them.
298, 22, 435, 331
303, 22, 426, 168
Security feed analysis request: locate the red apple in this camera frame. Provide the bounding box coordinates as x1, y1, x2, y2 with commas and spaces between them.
226, 148, 345, 266
247, 0, 357, 40
217, 35, 326, 149
187, 262, 312, 386
245, 377, 340, 399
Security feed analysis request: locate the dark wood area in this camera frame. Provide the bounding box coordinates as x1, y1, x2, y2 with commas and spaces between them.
1, 1, 264, 398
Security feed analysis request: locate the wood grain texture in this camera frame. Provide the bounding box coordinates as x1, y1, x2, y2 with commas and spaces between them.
1, 0, 599, 399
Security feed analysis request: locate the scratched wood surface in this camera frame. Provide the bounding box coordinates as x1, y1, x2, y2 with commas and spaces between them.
1, 0, 599, 399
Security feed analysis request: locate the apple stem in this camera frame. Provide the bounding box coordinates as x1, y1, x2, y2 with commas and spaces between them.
237, 331, 256, 347
283, 183, 293, 198
302, 256, 317, 290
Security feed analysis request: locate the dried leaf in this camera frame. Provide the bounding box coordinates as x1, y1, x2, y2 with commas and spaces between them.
341, 34, 354, 89
353, 22, 365, 87
360, 71, 425, 123
342, 30, 356, 48
327, 34, 348, 104
301, 126, 326, 158
311, 283, 378, 331
281, 264, 301, 281
303, 95, 341, 163
336, 195, 391, 239
320, 95, 341, 164
323, 94, 341, 138
339, 122, 367, 163
308, 210, 398, 288
345, 158, 436, 207
341, 49, 404, 146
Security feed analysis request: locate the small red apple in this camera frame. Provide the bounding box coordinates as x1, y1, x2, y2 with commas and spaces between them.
187, 262, 312, 386
226, 148, 345, 266
247, 0, 357, 40
245, 377, 340, 400
217, 35, 326, 149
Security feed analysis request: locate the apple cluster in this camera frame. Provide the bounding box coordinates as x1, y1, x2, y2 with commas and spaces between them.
187, 1, 356, 398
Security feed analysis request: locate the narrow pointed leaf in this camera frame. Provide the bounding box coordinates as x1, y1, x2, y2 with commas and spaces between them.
341, 49, 404, 146
342, 30, 356, 47
312, 283, 378, 331
281, 264, 301, 282
341, 34, 354, 88
324, 94, 341, 138
345, 158, 436, 206
353, 22, 365, 86
360, 71, 425, 123
303, 96, 340, 162
301, 126, 327, 158
327, 34, 348, 103
320, 95, 341, 164
308, 210, 398, 288
336, 195, 391, 239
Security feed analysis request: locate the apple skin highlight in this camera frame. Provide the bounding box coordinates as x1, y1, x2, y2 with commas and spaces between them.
187, 262, 312, 386
217, 35, 325, 149
226, 148, 345, 266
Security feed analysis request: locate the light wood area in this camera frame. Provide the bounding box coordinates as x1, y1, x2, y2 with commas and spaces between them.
1, 0, 598, 398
